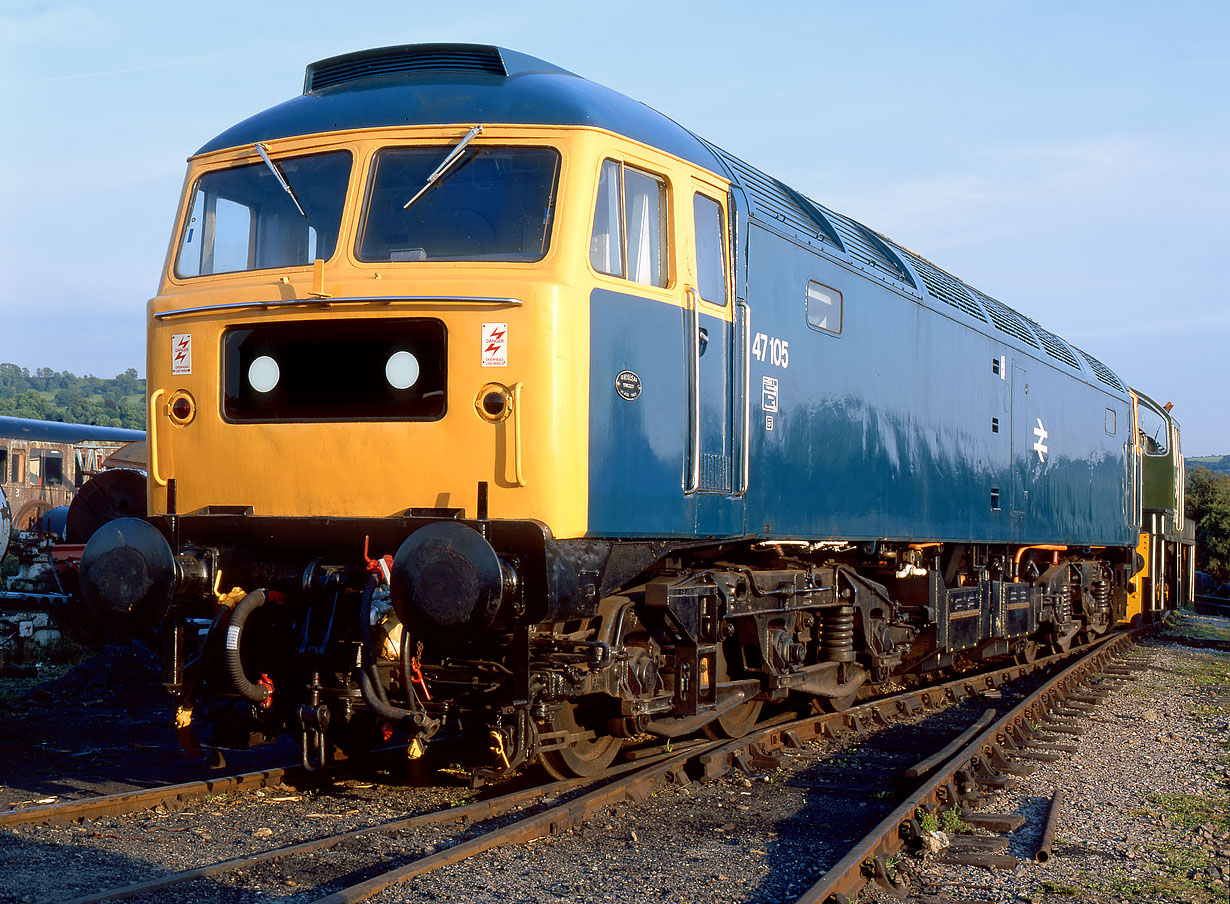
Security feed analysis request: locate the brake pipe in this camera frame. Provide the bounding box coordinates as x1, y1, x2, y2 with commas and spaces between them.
224, 589, 273, 706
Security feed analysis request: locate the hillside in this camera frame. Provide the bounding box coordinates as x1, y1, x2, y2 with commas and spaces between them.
0, 363, 145, 429
1188, 455, 1230, 475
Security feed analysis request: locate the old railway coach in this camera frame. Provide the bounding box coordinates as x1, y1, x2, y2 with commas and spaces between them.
0, 416, 144, 531
81, 44, 1144, 779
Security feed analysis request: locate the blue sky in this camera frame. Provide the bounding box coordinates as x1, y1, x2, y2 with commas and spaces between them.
2, 1, 1227, 452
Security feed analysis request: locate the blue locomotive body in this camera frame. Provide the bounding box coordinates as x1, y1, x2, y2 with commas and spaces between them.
589, 152, 1133, 550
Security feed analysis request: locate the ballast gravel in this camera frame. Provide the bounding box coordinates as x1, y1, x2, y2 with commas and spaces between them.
0, 615, 1226, 904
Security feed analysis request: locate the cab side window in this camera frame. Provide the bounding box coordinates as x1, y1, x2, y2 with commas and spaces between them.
1137, 404, 1168, 456
12, 450, 25, 485
590, 159, 668, 288
693, 193, 727, 305
0, 447, 7, 485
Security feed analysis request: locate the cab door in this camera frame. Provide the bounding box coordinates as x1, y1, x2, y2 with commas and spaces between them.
688, 183, 744, 534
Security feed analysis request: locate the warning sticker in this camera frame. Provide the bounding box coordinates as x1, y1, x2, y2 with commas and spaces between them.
481, 323, 507, 367
172, 334, 192, 375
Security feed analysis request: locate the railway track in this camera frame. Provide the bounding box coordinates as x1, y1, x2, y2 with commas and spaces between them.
0, 765, 302, 829
796, 625, 1149, 903
5, 628, 1147, 904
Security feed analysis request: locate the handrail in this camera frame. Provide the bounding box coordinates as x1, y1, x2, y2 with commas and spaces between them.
148, 389, 167, 487
737, 300, 751, 496
154, 296, 522, 320
684, 287, 701, 494
510, 382, 526, 488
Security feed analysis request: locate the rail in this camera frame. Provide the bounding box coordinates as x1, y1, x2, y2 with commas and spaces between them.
0, 765, 298, 829
794, 625, 1147, 903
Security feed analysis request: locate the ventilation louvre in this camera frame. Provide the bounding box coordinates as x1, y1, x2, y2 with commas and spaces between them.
306, 45, 506, 92
708, 147, 841, 248
900, 252, 988, 322
967, 288, 1040, 348
1023, 316, 1082, 370
819, 208, 914, 286
1076, 348, 1126, 391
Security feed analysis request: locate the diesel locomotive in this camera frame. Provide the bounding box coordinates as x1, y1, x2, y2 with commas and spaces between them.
80, 44, 1165, 777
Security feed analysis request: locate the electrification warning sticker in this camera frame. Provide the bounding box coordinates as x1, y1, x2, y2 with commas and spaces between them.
171, 334, 192, 375
481, 323, 507, 367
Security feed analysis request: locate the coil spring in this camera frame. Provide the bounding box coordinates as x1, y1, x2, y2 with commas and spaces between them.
1090, 579, 1111, 612
1058, 585, 1073, 621
820, 605, 856, 663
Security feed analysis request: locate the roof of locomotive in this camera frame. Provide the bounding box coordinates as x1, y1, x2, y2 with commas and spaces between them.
196, 43, 722, 171
196, 43, 1127, 398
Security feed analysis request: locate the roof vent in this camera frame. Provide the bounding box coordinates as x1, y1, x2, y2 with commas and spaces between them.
305, 44, 507, 93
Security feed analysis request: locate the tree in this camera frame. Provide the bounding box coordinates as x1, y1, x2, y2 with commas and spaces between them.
1187, 467, 1230, 581
0, 362, 145, 428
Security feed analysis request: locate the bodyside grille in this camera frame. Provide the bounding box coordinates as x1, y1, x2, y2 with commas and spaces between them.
901, 252, 989, 322
1075, 348, 1126, 391
1024, 317, 1082, 370
967, 288, 1040, 348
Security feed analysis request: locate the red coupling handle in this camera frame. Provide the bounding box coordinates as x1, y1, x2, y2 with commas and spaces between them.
257, 673, 275, 710
410, 657, 432, 702
363, 535, 393, 586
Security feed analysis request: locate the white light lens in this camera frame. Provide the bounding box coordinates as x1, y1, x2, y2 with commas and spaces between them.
385, 351, 420, 390
248, 355, 280, 393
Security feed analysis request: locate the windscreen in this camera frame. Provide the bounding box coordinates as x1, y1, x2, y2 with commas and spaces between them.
357, 146, 560, 263
175, 151, 351, 277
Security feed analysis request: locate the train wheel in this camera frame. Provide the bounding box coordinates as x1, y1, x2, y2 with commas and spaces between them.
812, 689, 860, 713
700, 649, 764, 739
539, 701, 622, 780
1015, 640, 1039, 665
701, 697, 764, 739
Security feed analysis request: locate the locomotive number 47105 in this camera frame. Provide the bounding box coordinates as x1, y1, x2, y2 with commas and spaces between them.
752, 332, 789, 368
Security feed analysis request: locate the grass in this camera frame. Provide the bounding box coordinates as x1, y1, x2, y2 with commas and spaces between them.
1165, 614, 1230, 645
1034, 850, 1224, 904
915, 804, 969, 835
939, 805, 970, 834
1149, 792, 1229, 832
1037, 880, 1083, 896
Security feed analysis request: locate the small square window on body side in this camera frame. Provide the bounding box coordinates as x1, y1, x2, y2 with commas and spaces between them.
805, 281, 842, 335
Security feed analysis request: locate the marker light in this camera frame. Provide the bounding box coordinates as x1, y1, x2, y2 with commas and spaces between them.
248, 355, 280, 393
385, 350, 420, 390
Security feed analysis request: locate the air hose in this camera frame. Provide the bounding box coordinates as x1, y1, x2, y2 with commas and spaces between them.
358, 575, 430, 728
224, 589, 272, 705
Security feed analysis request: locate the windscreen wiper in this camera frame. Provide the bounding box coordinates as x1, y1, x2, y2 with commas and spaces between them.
256, 142, 307, 217
403, 125, 483, 210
